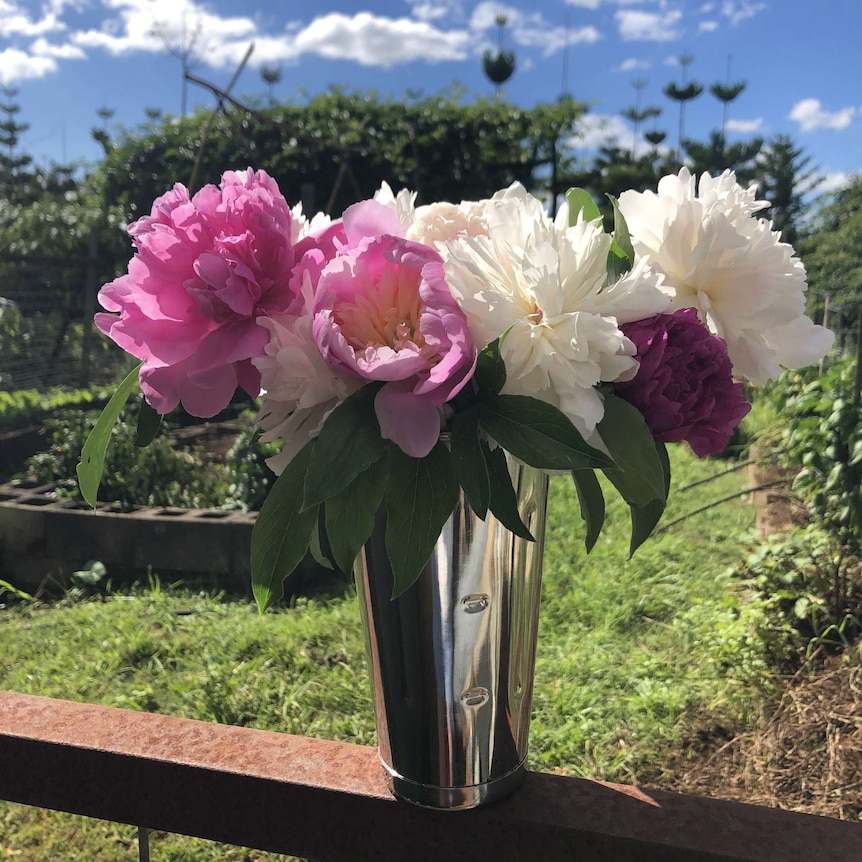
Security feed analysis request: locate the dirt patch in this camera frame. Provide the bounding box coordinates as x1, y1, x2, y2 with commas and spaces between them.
652, 459, 862, 821
656, 661, 862, 820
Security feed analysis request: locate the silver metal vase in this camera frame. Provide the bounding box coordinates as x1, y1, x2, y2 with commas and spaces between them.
355, 459, 549, 810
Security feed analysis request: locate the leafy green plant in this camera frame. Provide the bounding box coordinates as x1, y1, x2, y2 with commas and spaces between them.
737, 358, 862, 663
220, 423, 280, 511
24, 407, 230, 509
787, 366, 862, 548
734, 525, 862, 666
0, 384, 115, 431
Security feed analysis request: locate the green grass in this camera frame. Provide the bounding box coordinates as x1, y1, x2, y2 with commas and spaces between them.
0, 445, 765, 860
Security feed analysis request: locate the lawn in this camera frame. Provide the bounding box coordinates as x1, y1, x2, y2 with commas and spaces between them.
0, 443, 763, 860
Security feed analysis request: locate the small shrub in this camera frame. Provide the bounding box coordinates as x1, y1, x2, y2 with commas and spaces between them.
220, 423, 279, 511
761, 360, 861, 556
735, 525, 862, 667
0, 385, 114, 431
23, 409, 230, 509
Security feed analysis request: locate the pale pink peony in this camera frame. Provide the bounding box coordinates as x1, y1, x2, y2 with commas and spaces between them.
313, 200, 477, 458
96, 169, 341, 417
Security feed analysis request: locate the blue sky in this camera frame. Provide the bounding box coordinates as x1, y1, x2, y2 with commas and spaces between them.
3, 0, 861, 196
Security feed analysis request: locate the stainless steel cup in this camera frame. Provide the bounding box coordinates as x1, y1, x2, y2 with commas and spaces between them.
355, 460, 548, 809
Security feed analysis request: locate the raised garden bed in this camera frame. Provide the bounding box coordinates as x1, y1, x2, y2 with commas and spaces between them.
0, 478, 339, 598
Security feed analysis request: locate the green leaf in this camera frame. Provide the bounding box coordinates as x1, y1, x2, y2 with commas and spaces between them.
451, 411, 490, 519
477, 394, 613, 471
134, 396, 162, 447
606, 249, 630, 282
251, 441, 320, 613
566, 187, 601, 225
656, 440, 671, 497
308, 517, 334, 571
628, 496, 666, 557
76, 362, 142, 508
485, 442, 534, 540
606, 194, 635, 269
474, 337, 507, 395
627, 441, 670, 556
572, 469, 605, 553
303, 383, 388, 509
324, 456, 388, 575
385, 442, 460, 598
599, 395, 667, 507
0, 577, 33, 602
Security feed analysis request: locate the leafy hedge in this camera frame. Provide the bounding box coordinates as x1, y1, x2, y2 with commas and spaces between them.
95, 89, 585, 223
20, 406, 277, 512
735, 357, 862, 662
0, 386, 115, 431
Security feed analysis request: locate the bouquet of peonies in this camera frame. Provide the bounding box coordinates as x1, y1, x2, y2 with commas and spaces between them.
81, 167, 833, 607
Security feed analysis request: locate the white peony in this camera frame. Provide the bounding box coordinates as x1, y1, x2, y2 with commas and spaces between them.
618, 168, 833, 384
289, 202, 333, 244
253, 278, 360, 474
373, 182, 417, 232
442, 184, 670, 438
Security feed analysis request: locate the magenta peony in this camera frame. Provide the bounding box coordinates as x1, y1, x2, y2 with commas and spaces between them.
313, 200, 477, 458
96, 169, 341, 418
615, 308, 751, 457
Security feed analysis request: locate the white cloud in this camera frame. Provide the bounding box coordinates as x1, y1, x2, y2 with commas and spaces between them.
45, 0, 87, 14
471, 3, 599, 57
293, 12, 471, 66
0, 46, 57, 83
815, 171, 854, 195
617, 57, 650, 72
789, 98, 856, 132
570, 112, 637, 150
565, 0, 649, 6
403, 0, 464, 22
513, 23, 600, 56
408, 3, 448, 20
720, 1, 767, 26
726, 117, 763, 133
73, 3, 473, 70
73, 0, 256, 60
0, 8, 63, 38
616, 9, 683, 41
30, 36, 86, 59
698, 19, 719, 32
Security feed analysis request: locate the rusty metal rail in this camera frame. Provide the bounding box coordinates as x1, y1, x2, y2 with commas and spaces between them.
1, 690, 860, 861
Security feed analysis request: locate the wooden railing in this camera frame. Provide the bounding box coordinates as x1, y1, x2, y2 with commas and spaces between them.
1, 690, 860, 862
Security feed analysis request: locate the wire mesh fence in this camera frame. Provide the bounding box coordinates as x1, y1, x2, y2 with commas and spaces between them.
0, 238, 123, 392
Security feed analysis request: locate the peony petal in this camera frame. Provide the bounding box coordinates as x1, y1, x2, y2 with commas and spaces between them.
375, 384, 442, 458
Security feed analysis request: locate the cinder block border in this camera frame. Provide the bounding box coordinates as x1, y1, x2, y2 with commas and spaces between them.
0, 480, 256, 593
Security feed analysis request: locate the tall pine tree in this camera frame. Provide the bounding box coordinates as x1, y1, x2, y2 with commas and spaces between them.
0, 86, 32, 203
756, 134, 818, 245
663, 54, 703, 166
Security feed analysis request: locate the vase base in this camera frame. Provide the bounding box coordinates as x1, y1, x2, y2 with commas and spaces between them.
380, 754, 527, 811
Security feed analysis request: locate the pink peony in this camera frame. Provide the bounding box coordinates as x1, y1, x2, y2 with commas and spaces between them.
96, 169, 342, 417
615, 308, 751, 457
313, 200, 477, 458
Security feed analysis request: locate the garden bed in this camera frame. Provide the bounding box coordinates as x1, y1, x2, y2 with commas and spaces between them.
0, 478, 257, 593
0, 478, 337, 597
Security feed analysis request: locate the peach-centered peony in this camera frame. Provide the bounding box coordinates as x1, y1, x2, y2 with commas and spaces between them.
312, 200, 477, 458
